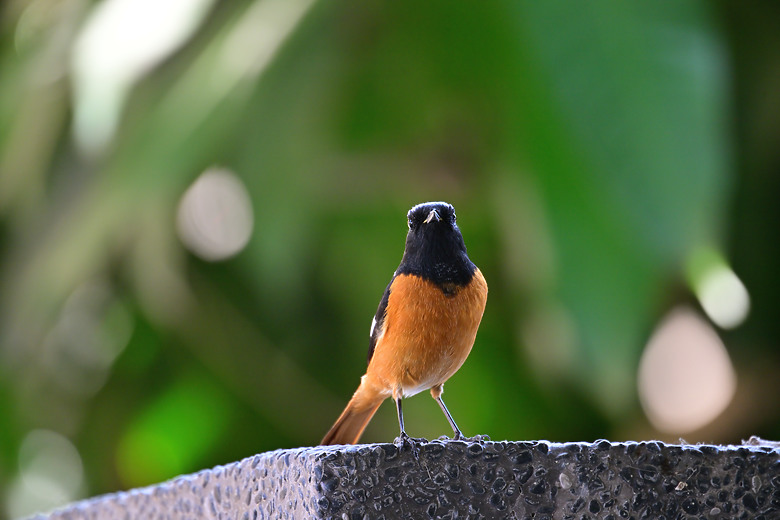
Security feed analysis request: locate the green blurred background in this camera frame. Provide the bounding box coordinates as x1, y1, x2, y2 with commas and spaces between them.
1, 0, 779, 517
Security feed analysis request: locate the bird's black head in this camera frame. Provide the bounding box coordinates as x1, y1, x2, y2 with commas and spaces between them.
398, 201, 476, 287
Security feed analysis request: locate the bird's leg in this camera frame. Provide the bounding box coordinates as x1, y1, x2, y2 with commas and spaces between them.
393, 394, 427, 449
433, 394, 464, 439
393, 397, 414, 454
395, 396, 407, 440
431, 386, 490, 442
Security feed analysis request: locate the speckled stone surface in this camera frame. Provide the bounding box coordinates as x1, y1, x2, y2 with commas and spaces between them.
31, 440, 780, 520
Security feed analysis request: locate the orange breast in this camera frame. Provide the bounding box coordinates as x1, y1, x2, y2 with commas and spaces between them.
366, 269, 487, 397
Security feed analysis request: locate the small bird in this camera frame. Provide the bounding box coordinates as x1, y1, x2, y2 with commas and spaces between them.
321, 201, 488, 445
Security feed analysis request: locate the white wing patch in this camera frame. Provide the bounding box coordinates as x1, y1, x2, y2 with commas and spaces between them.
370, 316, 377, 338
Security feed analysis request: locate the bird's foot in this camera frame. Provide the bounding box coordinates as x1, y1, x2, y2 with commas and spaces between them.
393, 432, 428, 457
439, 433, 491, 443
393, 432, 428, 446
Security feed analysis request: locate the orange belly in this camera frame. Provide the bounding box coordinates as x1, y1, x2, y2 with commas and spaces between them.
365, 269, 488, 398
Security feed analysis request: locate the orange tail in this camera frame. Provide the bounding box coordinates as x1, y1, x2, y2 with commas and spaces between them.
321, 378, 385, 445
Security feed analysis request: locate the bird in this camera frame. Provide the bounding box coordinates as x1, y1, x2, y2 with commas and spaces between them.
321, 201, 488, 445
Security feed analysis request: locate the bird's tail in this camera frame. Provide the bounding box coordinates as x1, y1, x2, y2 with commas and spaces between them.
321, 377, 386, 445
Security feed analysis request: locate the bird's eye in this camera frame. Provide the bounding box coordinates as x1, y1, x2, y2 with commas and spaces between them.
408, 217, 414, 230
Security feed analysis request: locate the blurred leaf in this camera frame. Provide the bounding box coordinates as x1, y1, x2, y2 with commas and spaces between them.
505, 1, 730, 411
116, 371, 232, 488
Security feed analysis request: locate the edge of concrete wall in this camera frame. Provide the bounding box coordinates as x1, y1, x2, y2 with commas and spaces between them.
29, 439, 780, 519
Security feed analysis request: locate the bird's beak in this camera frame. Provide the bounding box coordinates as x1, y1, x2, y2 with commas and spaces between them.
423, 209, 441, 224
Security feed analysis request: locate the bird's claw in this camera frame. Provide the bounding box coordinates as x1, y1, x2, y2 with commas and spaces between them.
438, 433, 491, 443
393, 432, 428, 458
393, 432, 428, 446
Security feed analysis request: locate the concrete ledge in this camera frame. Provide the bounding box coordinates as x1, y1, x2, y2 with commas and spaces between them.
31, 440, 780, 519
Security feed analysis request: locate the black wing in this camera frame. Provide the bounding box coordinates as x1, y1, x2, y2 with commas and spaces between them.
367, 276, 394, 365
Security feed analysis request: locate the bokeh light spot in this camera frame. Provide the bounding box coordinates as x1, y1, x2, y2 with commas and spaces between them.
176, 168, 254, 261
71, 0, 214, 153
6, 430, 83, 518
638, 307, 736, 434
697, 266, 750, 329
40, 280, 133, 397
686, 247, 750, 329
